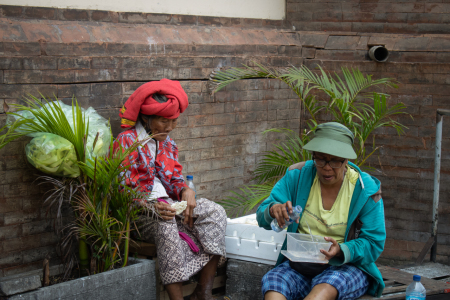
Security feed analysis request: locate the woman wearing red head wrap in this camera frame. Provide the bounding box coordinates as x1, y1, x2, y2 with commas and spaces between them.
113, 79, 227, 300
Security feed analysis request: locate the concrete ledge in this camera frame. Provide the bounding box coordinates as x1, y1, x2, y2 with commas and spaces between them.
226, 258, 273, 300
6, 258, 157, 300
0, 274, 41, 296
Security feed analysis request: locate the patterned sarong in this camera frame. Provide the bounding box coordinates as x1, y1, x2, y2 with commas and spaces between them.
137, 198, 227, 285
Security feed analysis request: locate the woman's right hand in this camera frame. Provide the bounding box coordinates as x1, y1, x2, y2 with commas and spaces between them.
155, 202, 177, 221
269, 201, 298, 227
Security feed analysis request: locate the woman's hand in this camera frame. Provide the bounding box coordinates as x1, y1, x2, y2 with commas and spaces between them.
155, 202, 177, 221
269, 201, 298, 228
181, 187, 196, 227
320, 237, 343, 260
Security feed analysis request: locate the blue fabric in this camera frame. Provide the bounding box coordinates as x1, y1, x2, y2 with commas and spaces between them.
256, 161, 386, 297
261, 260, 369, 300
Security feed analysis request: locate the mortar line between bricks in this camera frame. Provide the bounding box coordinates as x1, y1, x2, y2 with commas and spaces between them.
2, 79, 211, 85
2, 77, 281, 86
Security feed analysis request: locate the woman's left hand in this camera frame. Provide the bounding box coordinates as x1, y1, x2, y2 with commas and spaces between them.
181, 187, 196, 227
320, 237, 343, 260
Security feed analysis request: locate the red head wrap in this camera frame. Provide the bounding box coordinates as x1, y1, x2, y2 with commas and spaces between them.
119, 79, 189, 128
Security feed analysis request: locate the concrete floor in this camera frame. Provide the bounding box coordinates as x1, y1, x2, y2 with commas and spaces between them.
401, 262, 450, 282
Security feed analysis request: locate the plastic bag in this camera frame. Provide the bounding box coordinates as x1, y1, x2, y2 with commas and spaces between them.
10, 102, 111, 162
25, 133, 80, 178
82, 106, 111, 161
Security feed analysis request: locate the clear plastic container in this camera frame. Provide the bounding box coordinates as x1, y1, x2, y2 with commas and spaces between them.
405, 275, 426, 300
281, 233, 332, 263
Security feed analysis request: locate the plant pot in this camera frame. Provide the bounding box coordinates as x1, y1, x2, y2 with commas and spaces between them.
5, 258, 156, 300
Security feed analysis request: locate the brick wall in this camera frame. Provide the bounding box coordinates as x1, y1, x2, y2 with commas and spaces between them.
0, 14, 302, 276
0, 3, 450, 276
297, 34, 450, 266
287, 0, 450, 34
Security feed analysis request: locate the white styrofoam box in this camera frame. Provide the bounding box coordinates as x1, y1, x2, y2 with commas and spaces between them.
225, 213, 287, 265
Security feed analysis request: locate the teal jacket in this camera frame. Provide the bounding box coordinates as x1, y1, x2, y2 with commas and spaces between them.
256, 160, 386, 297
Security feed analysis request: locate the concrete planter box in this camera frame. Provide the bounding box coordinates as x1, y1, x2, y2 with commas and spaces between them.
6, 258, 156, 300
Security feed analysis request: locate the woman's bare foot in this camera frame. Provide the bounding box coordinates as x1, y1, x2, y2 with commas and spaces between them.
189, 281, 215, 300
189, 255, 221, 300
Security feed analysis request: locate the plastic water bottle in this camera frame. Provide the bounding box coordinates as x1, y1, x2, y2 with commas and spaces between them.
186, 175, 196, 199
405, 275, 426, 300
270, 205, 302, 232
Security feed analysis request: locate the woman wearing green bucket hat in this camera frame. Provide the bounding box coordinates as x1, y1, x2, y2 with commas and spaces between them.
257, 122, 386, 300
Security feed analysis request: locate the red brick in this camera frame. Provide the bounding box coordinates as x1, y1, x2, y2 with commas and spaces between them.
385, 238, 408, 250
342, 12, 374, 23
418, 63, 450, 74
172, 14, 198, 25
373, 13, 408, 23
381, 248, 413, 261
119, 12, 147, 23
312, 11, 342, 22
0, 251, 23, 268
352, 22, 385, 33
0, 5, 23, 17
224, 102, 246, 113
1, 42, 41, 56
385, 23, 420, 34
262, 19, 284, 28
145, 13, 171, 24
321, 22, 353, 32
91, 82, 121, 96
58, 9, 89, 21
188, 115, 213, 127
407, 240, 428, 253
425, 3, 450, 14
295, 2, 342, 12
364, 3, 425, 14
393, 37, 431, 51
292, 21, 322, 31
23, 6, 56, 19
392, 52, 437, 63
429, 38, 450, 51
325, 36, 361, 50
0, 224, 22, 241
418, 24, 450, 34
315, 49, 367, 61
198, 16, 228, 26
2, 261, 42, 277
407, 13, 444, 24
91, 10, 117, 22
433, 95, 450, 107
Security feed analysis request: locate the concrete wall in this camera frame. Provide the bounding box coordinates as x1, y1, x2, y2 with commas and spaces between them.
4, 0, 285, 20
287, 0, 450, 34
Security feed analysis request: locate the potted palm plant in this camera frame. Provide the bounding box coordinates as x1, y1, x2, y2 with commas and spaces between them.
0, 96, 157, 299
210, 63, 409, 216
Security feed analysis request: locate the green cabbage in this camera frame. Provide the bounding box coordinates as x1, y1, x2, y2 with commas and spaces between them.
25, 133, 80, 178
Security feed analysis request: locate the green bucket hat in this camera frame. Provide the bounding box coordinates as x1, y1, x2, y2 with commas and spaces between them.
303, 122, 357, 159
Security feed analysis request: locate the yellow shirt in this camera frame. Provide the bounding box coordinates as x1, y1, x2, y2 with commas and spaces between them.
298, 166, 359, 243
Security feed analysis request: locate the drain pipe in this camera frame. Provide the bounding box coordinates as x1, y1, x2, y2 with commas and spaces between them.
430, 109, 450, 262
368, 45, 389, 62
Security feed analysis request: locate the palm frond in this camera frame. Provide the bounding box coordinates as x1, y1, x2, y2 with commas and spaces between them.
211, 61, 408, 218
210, 63, 282, 93
254, 128, 313, 183
337, 68, 398, 103
219, 184, 274, 217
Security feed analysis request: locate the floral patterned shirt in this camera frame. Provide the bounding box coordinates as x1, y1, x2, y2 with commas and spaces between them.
113, 128, 187, 201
